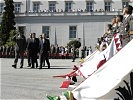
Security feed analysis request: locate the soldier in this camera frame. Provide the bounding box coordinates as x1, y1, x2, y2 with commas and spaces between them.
72, 44, 76, 62
12, 32, 26, 68
121, 5, 133, 47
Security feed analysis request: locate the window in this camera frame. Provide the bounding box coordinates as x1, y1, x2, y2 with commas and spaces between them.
86, 1, 93, 12
69, 26, 77, 39
65, 1, 72, 12
104, 1, 111, 11
49, 1, 56, 12
0, 3, 4, 13
14, 3, 21, 13
122, 1, 129, 8
42, 26, 50, 38
33, 2, 40, 12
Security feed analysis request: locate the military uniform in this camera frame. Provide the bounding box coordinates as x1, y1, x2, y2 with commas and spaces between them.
12, 33, 26, 68
121, 14, 132, 47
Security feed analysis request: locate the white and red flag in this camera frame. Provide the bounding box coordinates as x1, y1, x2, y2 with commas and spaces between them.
72, 38, 133, 100
76, 34, 122, 78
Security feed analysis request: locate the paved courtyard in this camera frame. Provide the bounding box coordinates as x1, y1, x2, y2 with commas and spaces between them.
0, 58, 83, 100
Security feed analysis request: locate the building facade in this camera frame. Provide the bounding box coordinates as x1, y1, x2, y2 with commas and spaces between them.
0, 0, 133, 50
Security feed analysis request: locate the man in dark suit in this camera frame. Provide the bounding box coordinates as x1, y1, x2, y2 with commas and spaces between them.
12, 32, 26, 68
26, 33, 32, 67
121, 5, 133, 47
39, 34, 50, 69
29, 33, 39, 68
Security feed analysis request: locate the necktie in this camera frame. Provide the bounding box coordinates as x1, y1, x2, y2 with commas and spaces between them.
43, 39, 45, 43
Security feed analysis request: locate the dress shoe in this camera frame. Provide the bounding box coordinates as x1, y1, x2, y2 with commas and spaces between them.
42, 64, 45, 67
12, 65, 16, 68
48, 66, 50, 69
39, 67, 42, 69
36, 65, 38, 68
20, 66, 23, 68
27, 65, 31, 67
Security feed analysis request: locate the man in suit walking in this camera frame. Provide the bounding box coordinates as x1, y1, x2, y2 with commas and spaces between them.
12, 32, 26, 68
30, 33, 39, 68
26, 33, 32, 67
39, 34, 50, 69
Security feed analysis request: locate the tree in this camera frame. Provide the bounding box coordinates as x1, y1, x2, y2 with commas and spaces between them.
0, 0, 16, 45
67, 40, 81, 49
6, 30, 16, 46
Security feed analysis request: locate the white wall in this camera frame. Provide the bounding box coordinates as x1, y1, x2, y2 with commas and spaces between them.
0, 0, 132, 50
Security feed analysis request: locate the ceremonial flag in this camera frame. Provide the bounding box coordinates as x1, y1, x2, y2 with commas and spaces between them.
72, 39, 133, 100
76, 34, 122, 78
60, 81, 71, 88
53, 50, 100, 79
97, 55, 106, 69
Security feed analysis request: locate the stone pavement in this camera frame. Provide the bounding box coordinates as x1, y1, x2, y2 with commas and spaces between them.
0, 58, 83, 100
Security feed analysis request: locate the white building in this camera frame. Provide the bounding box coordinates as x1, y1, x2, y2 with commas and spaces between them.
0, 0, 133, 50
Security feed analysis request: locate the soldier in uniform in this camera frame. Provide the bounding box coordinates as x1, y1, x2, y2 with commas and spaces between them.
12, 32, 26, 68
129, 14, 133, 40
121, 5, 133, 47
72, 44, 76, 62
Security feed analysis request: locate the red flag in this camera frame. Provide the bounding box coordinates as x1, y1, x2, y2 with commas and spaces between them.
60, 81, 71, 88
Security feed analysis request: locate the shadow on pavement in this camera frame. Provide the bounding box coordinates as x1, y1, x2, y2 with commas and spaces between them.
22, 66, 72, 69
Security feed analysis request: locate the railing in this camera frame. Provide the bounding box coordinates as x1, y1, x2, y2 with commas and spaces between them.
0, 11, 122, 17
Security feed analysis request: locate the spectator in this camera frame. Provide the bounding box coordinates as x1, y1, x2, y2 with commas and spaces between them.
87, 46, 92, 56
60, 46, 65, 59
55, 44, 59, 59
9, 45, 15, 58
111, 16, 117, 33
6, 45, 10, 58
103, 24, 113, 45
115, 15, 123, 33
0, 46, 2, 58
50, 45, 55, 59
2, 45, 6, 58
81, 46, 86, 59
